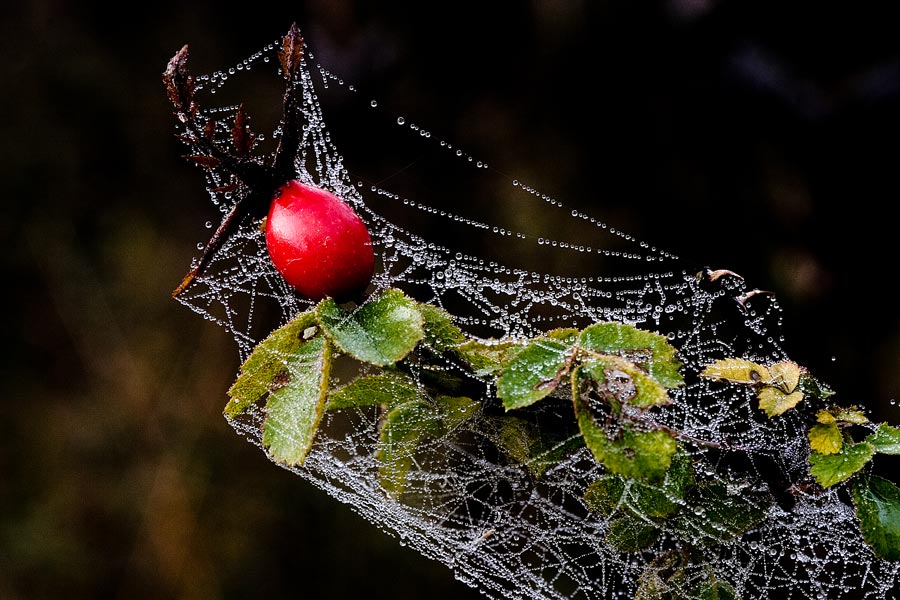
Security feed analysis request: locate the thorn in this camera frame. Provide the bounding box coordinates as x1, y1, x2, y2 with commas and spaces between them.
708, 268, 743, 282
734, 289, 775, 313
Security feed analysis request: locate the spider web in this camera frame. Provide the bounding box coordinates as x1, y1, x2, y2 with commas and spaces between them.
172, 38, 899, 600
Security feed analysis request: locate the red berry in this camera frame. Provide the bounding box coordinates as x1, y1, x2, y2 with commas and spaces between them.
265, 180, 374, 300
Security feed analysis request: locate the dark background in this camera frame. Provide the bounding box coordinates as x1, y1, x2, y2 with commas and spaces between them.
3, 1, 900, 598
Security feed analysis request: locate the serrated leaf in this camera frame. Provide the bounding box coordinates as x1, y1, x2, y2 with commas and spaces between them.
688, 579, 739, 600
578, 356, 671, 409
867, 424, 900, 455
575, 392, 676, 480
377, 400, 443, 498
226, 310, 318, 417
832, 406, 869, 425
606, 514, 660, 552
671, 481, 770, 546
809, 442, 875, 488
579, 322, 684, 389
436, 395, 479, 429
798, 372, 835, 400
419, 303, 465, 352
456, 338, 522, 376
700, 358, 768, 385
766, 361, 801, 393
853, 475, 900, 561
497, 336, 574, 410
757, 388, 804, 417
808, 422, 843, 455
261, 336, 331, 466
326, 372, 419, 410
318, 289, 424, 366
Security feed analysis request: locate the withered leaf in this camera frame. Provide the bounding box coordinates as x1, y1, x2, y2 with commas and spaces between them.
232, 104, 255, 157
278, 23, 304, 80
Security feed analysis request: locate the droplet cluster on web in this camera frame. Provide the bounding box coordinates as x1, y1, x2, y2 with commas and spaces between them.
173, 38, 900, 600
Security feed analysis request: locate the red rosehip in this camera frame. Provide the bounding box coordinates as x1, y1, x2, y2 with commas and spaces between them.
265, 180, 374, 300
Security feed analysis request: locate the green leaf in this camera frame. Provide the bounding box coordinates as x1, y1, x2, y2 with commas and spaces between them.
377, 400, 443, 498
700, 358, 768, 385
226, 310, 318, 418
798, 372, 835, 400
497, 336, 574, 410
756, 387, 804, 418
687, 579, 740, 600
260, 336, 332, 466
809, 442, 875, 488
831, 406, 869, 425
418, 303, 465, 352
436, 395, 479, 429
585, 475, 626, 514
853, 475, 900, 561
317, 289, 424, 366
326, 372, 420, 410
585, 451, 693, 519
578, 356, 671, 409
808, 422, 843, 455
579, 322, 684, 389
867, 424, 900, 455
456, 338, 522, 376
671, 481, 770, 546
605, 514, 659, 552
494, 416, 536, 466
575, 399, 676, 481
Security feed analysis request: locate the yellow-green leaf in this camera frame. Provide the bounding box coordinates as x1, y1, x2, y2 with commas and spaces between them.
808, 422, 843, 455
765, 361, 801, 393
700, 358, 768, 385
832, 407, 869, 425
757, 388, 804, 417
226, 310, 317, 418
809, 442, 875, 488
261, 336, 332, 466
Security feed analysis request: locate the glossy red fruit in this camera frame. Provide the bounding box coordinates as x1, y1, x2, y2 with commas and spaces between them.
265, 180, 374, 300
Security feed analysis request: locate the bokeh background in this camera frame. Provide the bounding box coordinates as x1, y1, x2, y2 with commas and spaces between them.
3, 1, 900, 598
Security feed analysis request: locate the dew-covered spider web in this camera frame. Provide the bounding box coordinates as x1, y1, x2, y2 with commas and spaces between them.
172, 36, 899, 600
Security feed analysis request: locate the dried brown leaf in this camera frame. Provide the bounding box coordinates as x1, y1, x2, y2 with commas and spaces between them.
278, 23, 304, 80
184, 155, 221, 168
163, 45, 193, 109
232, 105, 255, 156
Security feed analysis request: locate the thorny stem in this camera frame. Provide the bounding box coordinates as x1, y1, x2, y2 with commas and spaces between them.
165, 24, 306, 298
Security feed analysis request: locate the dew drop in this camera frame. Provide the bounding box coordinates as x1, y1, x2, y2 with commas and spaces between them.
370, 100, 378, 108
397, 117, 405, 125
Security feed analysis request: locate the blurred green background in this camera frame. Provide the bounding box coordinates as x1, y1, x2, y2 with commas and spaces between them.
3, 1, 900, 598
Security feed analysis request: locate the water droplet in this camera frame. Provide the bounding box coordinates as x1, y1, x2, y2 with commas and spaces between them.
370, 100, 378, 108
397, 117, 405, 125
205, 221, 213, 229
